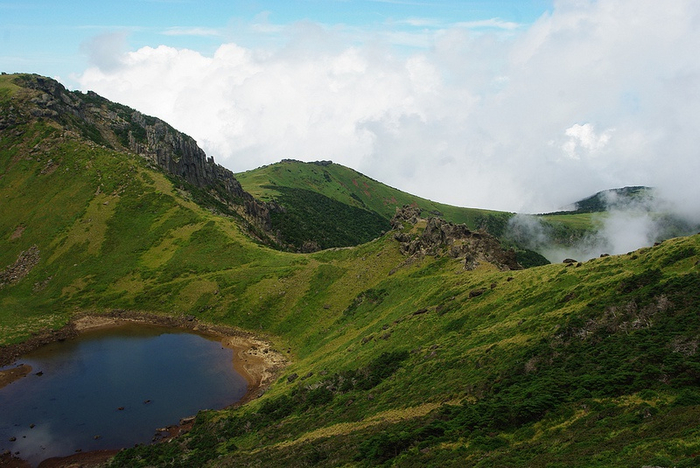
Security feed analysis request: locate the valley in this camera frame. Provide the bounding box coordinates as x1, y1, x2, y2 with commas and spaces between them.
1, 73, 700, 467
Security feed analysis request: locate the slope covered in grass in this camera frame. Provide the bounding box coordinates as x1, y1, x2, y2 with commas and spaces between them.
2, 74, 700, 467
236, 160, 655, 263
108, 232, 700, 468
235, 160, 515, 249
236, 160, 505, 224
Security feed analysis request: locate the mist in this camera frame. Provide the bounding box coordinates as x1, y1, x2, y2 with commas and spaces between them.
507, 189, 700, 263
74, 0, 700, 217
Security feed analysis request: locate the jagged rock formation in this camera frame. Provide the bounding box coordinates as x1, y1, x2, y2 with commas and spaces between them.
392, 205, 522, 271
6, 74, 273, 235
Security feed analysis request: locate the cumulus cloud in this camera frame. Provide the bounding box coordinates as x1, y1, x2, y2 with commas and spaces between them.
75, 0, 700, 220
561, 123, 613, 160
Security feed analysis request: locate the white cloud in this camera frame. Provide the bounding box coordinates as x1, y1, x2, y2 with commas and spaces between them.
395, 18, 440, 27
80, 31, 129, 72
561, 123, 613, 160
507, 188, 691, 263
76, 0, 700, 219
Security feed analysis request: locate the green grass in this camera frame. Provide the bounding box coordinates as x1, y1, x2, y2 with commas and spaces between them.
0, 74, 22, 101
103, 232, 700, 468
266, 185, 391, 250
236, 160, 634, 237
235, 160, 600, 258
538, 212, 599, 231
4, 74, 700, 467
236, 160, 516, 236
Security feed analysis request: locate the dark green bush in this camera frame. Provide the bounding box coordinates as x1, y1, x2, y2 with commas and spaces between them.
267, 186, 390, 251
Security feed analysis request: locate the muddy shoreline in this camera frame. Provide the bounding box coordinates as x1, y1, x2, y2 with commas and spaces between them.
0, 311, 288, 467
0, 363, 32, 390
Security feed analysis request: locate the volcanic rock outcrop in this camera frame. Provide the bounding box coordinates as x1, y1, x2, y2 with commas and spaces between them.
8, 74, 272, 233
392, 205, 522, 271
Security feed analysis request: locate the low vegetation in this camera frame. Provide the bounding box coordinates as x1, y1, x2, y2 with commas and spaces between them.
236, 160, 518, 247
2, 74, 700, 467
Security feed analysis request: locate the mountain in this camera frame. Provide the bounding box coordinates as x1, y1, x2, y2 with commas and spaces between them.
235, 159, 515, 252
235, 159, 551, 266
532, 187, 699, 258
2, 73, 700, 467
568, 186, 653, 213
236, 159, 510, 226
1, 73, 275, 245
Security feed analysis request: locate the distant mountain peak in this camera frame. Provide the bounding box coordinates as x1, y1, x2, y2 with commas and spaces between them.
549, 186, 655, 215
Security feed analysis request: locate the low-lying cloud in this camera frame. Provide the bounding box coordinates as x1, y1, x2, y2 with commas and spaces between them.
507, 189, 699, 263
74, 0, 700, 221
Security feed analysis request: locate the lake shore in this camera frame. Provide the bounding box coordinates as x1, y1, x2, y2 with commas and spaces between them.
0, 311, 289, 467
0, 363, 32, 390
69, 312, 289, 406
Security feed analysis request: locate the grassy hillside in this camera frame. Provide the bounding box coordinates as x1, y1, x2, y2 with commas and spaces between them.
235, 160, 515, 250
568, 186, 651, 214
235, 160, 651, 262
236, 160, 506, 225
103, 231, 700, 468
2, 74, 700, 467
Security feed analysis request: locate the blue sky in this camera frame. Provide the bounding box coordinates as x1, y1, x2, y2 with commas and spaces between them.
1, 0, 548, 82
2, 0, 700, 255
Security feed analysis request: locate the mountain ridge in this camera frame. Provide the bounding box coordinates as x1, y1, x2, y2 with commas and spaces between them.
544, 185, 654, 215
3, 73, 276, 244
2, 73, 700, 467
7, 74, 675, 257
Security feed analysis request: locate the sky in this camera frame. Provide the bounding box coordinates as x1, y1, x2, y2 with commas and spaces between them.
2, 0, 700, 217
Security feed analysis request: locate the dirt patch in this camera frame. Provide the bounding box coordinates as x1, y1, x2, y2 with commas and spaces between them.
37, 449, 120, 468
40, 160, 58, 175
0, 451, 31, 468
72, 315, 123, 331
10, 225, 25, 240
222, 335, 288, 406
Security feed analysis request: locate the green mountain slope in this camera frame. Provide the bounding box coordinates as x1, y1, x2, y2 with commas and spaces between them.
236, 159, 505, 223
569, 186, 652, 213
2, 74, 700, 467
533, 187, 699, 257
113, 231, 700, 468
236, 159, 515, 250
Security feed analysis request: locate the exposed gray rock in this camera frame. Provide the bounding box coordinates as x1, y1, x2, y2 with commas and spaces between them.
391, 205, 522, 271
0, 245, 40, 290
11, 74, 274, 236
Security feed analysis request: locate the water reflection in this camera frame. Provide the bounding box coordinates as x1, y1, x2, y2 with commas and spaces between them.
0, 324, 247, 466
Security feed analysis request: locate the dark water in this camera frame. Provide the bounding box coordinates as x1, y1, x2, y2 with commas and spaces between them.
0, 324, 248, 466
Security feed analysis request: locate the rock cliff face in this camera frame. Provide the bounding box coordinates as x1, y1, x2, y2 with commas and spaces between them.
392, 205, 522, 271
9, 74, 272, 233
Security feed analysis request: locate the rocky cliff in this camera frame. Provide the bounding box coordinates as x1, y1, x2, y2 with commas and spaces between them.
5, 74, 272, 234
392, 205, 522, 270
